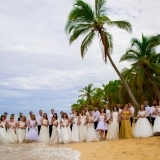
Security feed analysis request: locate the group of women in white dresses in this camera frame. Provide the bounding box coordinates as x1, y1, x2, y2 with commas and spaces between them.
59, 110, 100, 144
0, 115, 26, 143
1, 103, 160, 144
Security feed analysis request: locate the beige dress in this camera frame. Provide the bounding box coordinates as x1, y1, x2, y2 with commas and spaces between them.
49, 120, 59, 144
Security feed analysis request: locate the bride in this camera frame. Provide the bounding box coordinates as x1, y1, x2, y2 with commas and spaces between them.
108, 106, 120, 140
153, 102, 160, 134
133, 104, 153, 138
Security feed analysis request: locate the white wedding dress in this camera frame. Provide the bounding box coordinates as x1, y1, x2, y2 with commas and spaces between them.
133, 111, 153, 138
0, 121, 15, 144
86, 116, 99, 142
71, 117, 80, 142
59, 119, 71, 144
7, 121, 17, 143
79, 115, 87, 142
17, 121, 26, 143
107, 112, 119, 140
153, 108, 160, 133
39, 119, 49, 143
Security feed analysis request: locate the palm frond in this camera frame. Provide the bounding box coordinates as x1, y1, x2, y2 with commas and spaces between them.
69, 0, 94, 22
81, 30, 96, 58
95, 0, 107, 17
69, 28, 90, 44
107, 20, 132, 33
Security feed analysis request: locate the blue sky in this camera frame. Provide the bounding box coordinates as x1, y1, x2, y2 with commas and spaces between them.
0, 0, 160, 116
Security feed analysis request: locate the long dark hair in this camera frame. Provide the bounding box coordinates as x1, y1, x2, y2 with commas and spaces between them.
112, 106, 119, 112
43, 113, 48, 120
0, 115, 4, 121
62, 112, 68, 119
100, 107, 106, 113
53, 113, 58, 120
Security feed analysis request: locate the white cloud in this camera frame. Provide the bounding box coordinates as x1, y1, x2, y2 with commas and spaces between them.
0, 0, 160, 115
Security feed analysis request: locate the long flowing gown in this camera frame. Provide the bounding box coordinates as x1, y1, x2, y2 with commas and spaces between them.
79, 115, 87, 142
17, 121, 26, 143
96, 115, 108, 130
39, 119, 49, 143
86, 116, 99, 142
71, 117, 80, 142
119, 111, 133, 139
7, 120, 17, 143
133, 111, 153, 138
59, 119, 71, 144
27, 120, 39, 141
108, 112, 119, 140
153, 108, 160, 133
49, 120, 59, 144
0, 121, 15, 144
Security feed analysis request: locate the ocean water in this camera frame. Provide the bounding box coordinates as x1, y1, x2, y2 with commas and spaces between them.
0, 143, 81, 160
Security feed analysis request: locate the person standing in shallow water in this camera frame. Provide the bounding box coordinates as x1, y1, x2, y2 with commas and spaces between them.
119, 103, 133, 139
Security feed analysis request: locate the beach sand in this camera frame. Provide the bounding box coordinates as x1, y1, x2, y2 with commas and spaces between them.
67, 136, 160, 160
0, 136, 160, 160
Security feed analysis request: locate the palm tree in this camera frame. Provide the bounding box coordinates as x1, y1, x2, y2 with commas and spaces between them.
78, 83, 96, 105
120, 34, 160, 101
65, 0, 139, 107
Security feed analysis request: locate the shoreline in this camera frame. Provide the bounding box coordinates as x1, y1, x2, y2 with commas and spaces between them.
1, 136, 160, 160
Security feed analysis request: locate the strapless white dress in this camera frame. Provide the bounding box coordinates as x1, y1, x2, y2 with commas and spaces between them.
71, 117, 80, 142
17, 121, 26, 143
59, 119, 71, 144
39, 119, 49, 143
0, 121, 15, 144
86, 116, 99, 142
79, 116, 87, 142
133, 111, 153, 138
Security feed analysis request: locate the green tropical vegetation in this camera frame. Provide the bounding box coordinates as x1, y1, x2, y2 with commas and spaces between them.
65, 0, 160, 112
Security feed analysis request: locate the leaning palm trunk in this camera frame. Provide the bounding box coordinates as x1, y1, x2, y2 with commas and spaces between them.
99, 30, 139, 107
149, 78, 160, 101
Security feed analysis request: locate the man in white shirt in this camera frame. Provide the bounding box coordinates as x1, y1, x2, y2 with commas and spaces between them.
150, 101, 157, 126
104, 104, 110, 138
128, 102, 135, 126
93, 106, 100, 129
144, 100, 151, 122
37, 110, 43, 135
48, 109, 54, 137
116, 103, 122, 113
116, 103, 122, 129
69, 109, 75, 131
